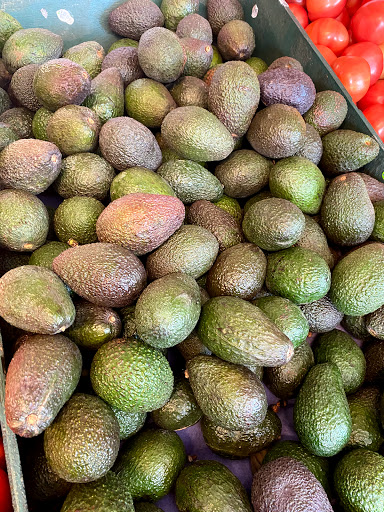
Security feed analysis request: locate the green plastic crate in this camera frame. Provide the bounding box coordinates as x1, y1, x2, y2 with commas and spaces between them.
1, 1, 384, 511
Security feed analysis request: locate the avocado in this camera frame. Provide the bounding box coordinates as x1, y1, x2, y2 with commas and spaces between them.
313, 329, 366, 394
108, 0, 164, 40
364, 339, 384, 384
55, 153, 115, 200
258, 67, 316, 114
198, 296, 294, 367
206, 243, 266, 300
243, 198, 305, 252
0, 11, 22, 52
252, 457, 333, 512
5, 334, 81, 437
264, 341, 314, 400
161, 0, 199, 30
208, 61, 260, 139
135, 503, 163, 512
304, 90, 348, 136
187, 199, 243, 251
66, 300, 121, 350
101, 47, 144, 86
244, 190, 273, 213
320, 130, 379, 175
9, 64, 42, 112
3, 28, 63, 73
83, 67, 124, 124
176, 460, 251, 512
110, 167, 174, 200
53, 243, 146, 308
214, 194, 243, 223
294, 363, 352, 456
155, 131, 183, 162
0, 87, 10, 116
246, 56, 268, 74
44, 393, 120, 483
203, 63, 222, 86
161, 106, 234, 162
334, 449, 384, 512
295, 214, 334, 268
269, 56, 303, 71
342, 314, 372, 341
300, 296, 344, 333
0, 265, 75, 333
295, 123, 323, 165
125, 78, 176, 128
47, 105, 100, 155
138, 27, 185, 83
33, 58, 91, 111
29, 241, 69, 270
366, 304, 384, 339
201, 408, 281, 458
157, 159, 223, 203
263, 441, 331, 496
0, 107, 34, 138
135, 272, 201, 349
269, 156, 326, 214
0, 138, 61, 194
187, 355, 267, 430
247, 104, 306, 159
372, 200, 384, 242
347, 386, 383, 451
63, 41, 105, 79
114, 428, 186, 501
99, 117, 162, 171
0, 59, 11, 89
181, 38, 213, 78
214, 149, 271, 199
54, 196, 104, 245
96, 193, 185, 255
119, 305, 138, 339
217, 20, 255, 60
111, 407, 146, 440
266, 247, 331, 305
177, 330, 212, 360
108, 38, 138, 52
146, 224, 219, 280
207, 0, 244, 35
0, 122, 19, 151
61, 471, 134, 512
255, 296, 309, 348
321, 173, 375, 246
91, 338, 173, 412
176, 13, 213, 42
0, 189, 49, 251
170, 76, 209, 108
329, 242, 384, 316
152, 377, 202, 430
357, 171, 384, 203
32, 107, 53, 141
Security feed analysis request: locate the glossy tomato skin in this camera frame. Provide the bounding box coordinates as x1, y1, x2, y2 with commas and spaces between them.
351, 1, 384, 45
288, 0, 307, 6
343, 42, 384, 85
306, 18, 350, 54
363, 103, 384, 141
307, 0, 346, 21
332, 55, 371, 102
380, 43, 384, 78
335, 7, 350, 28
0, 469, 12, 512
358, 80, 384, 109
289, 4, 309, 28
316, 44, 338, 65
0, 439, 5, 471
346, 0, 362, 16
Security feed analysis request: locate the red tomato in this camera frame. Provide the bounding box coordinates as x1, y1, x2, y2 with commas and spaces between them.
0, 469, 12, 512
332, 55, 371, 101
335, 7, 350, 28
307, 0, 346, 21
306, 18, 350, 54
380, 43, 384, 78
346, 0, 362, 15
363, 103, 384, 141
289, 4, 309, 28
351, 1, 384, 45
342, 42, 384, 85
358, 79, 384, 109
288, 0, 306, 6
316, 44, 338, 64
0, 439, 5, 471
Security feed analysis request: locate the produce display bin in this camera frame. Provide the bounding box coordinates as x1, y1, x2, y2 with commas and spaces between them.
0, 1, 383, 511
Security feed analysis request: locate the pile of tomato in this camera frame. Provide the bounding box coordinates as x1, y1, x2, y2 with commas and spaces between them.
288, 0, 384, 142
0, 436, 12, 512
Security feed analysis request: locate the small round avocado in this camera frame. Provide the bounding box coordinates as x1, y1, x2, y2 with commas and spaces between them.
300, 296, 344, 333
63, 41, 105, 79
110, 166, 174, 200
304, 90, 348, 137
181, 37, 213, 78
9, 64, 42, 112
246, 56, 268, 74
217, 20, 255, 61
111, 407, 146, 440
170, 76, 209, 108
176, 13, 213, 43
161, 0, 199, 30
32, 107, 53, 141
101, 46, 144, 86
29, 241, 69, 270
0, 107, 34, 138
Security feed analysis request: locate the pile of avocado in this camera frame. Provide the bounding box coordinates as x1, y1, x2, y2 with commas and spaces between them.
0, 0, 384, 511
